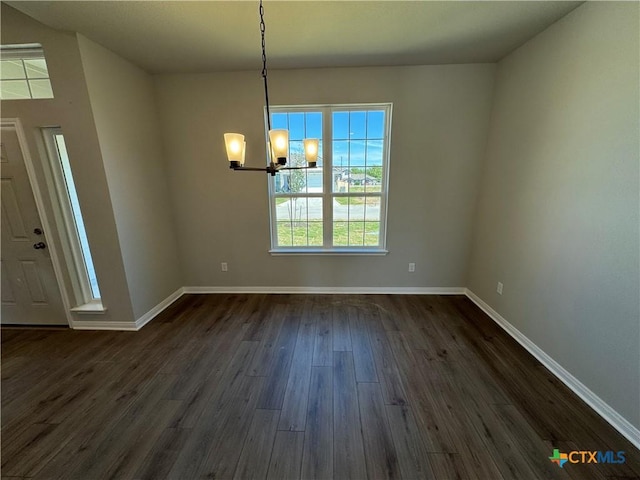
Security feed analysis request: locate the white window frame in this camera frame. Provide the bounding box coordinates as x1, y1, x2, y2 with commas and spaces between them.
267, 103, 392, 255
41, 128, 104, 312
0, 43, 54, 100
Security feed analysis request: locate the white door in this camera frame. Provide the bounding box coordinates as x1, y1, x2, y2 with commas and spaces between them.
1, 124, 67, 325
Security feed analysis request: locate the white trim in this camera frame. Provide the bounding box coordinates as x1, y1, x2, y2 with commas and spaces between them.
71, 320, 138, 331
134, 287, 184, 329
464, 289, 640, 451
183, 286, 465, 295
269, 248, 388, 256
267, 103, 392, 252
1, 118, 73, 327
70, 299, 106, 314
70, 287, 184, 331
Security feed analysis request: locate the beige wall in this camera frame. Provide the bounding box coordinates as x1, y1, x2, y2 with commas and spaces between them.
77, 35, 182, 318
467, 2, 640, 428
1, 5, 135, 325
155, 64, 495, 288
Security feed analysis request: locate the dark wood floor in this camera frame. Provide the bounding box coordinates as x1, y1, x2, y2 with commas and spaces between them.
2, 294, 639, 480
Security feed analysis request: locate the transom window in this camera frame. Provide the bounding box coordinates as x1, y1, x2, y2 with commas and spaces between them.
269, 104, 392, 254
0, 44, 54, 100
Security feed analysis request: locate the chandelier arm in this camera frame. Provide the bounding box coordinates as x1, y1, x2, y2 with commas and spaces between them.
259, 0, 272, 132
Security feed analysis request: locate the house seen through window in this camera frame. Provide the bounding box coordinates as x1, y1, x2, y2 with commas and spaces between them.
269, 104, 392, 253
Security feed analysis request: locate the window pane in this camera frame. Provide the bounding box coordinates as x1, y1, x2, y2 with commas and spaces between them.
364, 166, 382, 193
348, 197, 366, 221
307, 169, 323, 193
333, 140, 349, 168
364, 221, 381, 246
349, 222, 365, 246
366, 139, 383, 166
288, 112, 304, 140
333, 221, 348, 246
0, 80, 30, 99
350, 141, 365, 168
277, 222, 293, 247
349, 111, 366, 139
29, 79, 53, 99
364, 196, 382, 221
271, 112, 288, 130
24, 58, 49, 78
305, 112, 322, 138
55, 134, 101, 299
0, 60, 25, 79
367, 111, 385, 139
333, 111, 349, 140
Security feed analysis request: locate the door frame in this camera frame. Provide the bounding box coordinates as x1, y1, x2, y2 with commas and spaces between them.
2, 117, 72, 326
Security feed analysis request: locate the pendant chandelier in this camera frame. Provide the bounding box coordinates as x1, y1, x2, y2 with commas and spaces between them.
224, 0, 318, 176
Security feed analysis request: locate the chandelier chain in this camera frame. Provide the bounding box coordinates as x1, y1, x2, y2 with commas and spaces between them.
259, 0, 271, 131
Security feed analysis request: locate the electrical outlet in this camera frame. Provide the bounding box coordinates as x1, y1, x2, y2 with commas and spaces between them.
408, 263, 416, 272
221, 262, 228, 272
497, 282, 503, 295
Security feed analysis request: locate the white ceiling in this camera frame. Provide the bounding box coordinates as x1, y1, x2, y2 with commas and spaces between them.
6, 1, 583, 74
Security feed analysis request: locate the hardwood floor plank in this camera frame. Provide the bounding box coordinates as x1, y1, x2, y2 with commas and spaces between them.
64, 373, 180, 480
248, 304, 287, 376
333, 352, 367, 480
442, 372, 537, 480
257, 314, 300, 409
428, 453, 469, 480
134, 427, 192, 480
365, 307, 408, 406
386, 405, 437, 479
278, 312, 316, 431
386, 330, 457, 454
312, 297, 333, 366
332, 304, 352, 351
491, 403, 572, 480
348, 305, 378, 383
301, 366, 334, 480
267, 431, 304, 480
234, 409, 280, 480
168, 341, 260, 479
357, 382, 401, 480
196, 375, 265, 480
0, 423, 57, 477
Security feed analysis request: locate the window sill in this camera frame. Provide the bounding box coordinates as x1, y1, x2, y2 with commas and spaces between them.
269, 248, 388, 256
71, 300, 107, 314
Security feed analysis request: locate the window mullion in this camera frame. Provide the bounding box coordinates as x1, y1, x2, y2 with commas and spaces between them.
323, 106, 333, 248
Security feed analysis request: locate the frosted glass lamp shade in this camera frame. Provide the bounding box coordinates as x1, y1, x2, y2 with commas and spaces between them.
269, 129, 289, 164
224, 133, 245, 163
303, 139, 319, 164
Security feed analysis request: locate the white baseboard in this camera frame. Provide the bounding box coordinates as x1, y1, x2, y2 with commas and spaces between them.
135, 287, 184, 329
71, 287, 184, 331
71, 320, 139, 331
465, 289, 640, 451
182, 286, 466, 295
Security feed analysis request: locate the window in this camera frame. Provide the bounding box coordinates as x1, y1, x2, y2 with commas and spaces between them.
43, 129, 101, 307
0, 44, 54, 100
269, 104, 392, 253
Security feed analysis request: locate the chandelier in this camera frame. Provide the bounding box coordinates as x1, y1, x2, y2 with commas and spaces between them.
224, 0, 318, 176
